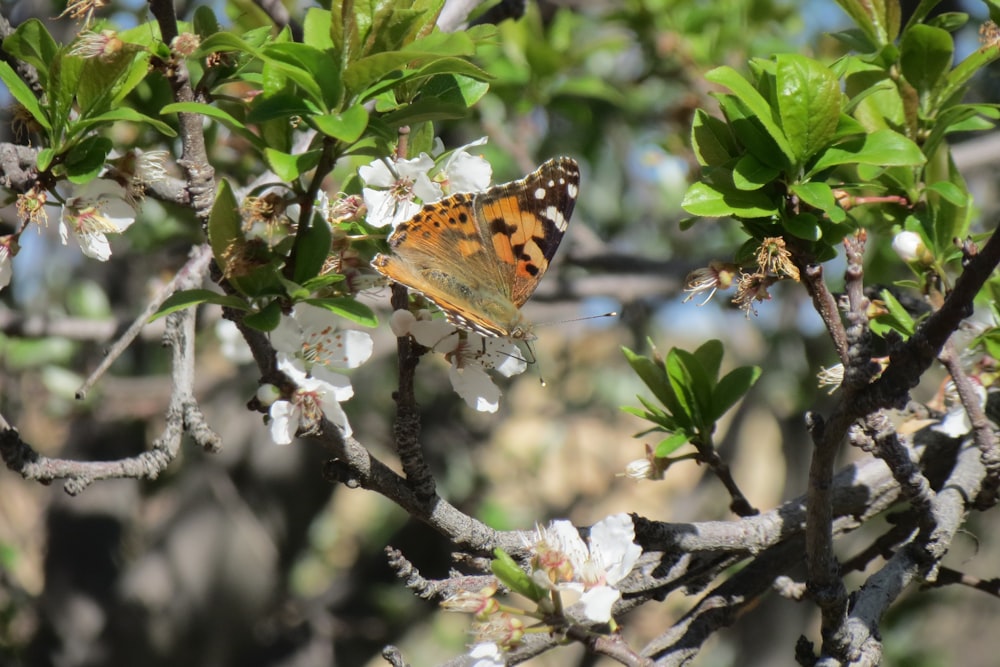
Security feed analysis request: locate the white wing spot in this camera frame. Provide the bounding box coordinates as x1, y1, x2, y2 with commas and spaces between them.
547, 179, 555, 187
545, 206, 568, 231
534, 187, 547, 199
567, 183, 578, 198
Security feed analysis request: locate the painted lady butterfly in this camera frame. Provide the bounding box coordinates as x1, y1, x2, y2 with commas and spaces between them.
372, 157, 580, 340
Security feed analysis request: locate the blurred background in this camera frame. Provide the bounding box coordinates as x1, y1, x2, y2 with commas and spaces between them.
2, 0, 1000, 665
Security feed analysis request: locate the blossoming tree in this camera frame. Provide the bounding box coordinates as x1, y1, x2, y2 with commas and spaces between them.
3, 1, 1000, 666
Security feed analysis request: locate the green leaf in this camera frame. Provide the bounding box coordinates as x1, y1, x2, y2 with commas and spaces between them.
691, 109, 738, 167
344, 50, 421, 94
150, 289, 251, 321
304, 298, 378, 327
192, 5, 222, 39
654, 432, 690, 458
693, 339, 724, 385
76, 47, 150, 120
378, 97, 469, 126
789, 182, 836, 212
207, 179, 268, 297
872, 288, 916, 338
714, 94, 789, 171
707, 66, 795, 168
301, 273, 347, 291
838, 0, 899, 45
262, 42, 342, 109
665, 348, 708, 430
635, 395, 680, 432
925, 180, 967, 207
302, 8, 335, 50
64, 135, 112, 183
76, 107, 177, 137
783, 212, 823, 241
417, 73, 489, 109
807, 129, 925, 175
491, 548, 546, 602
2, 19, 58, 83
292, 218, 332, 284
256, 52, 327, 110
161, 102, 263, 149
265, 147, 321, 182
939, 36, 1000, 106
0, 62, 50, 130
681, 181, 778, 219
48, 52, 84, 140
732, 154, 779, 191
711, 366, 761, 422
924, 144, 970, 248
775, 54, 841, 164
197, 31, 255, 57
622, 346, 675, 410
244, 300, 283, 332
900, 24, 953, 96
36, 147, 54, 171
313, 104, 369, 142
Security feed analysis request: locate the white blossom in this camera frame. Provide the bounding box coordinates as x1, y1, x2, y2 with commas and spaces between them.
932, 380, 987, 438
439, 137, 492, 195
529, 514, 642, 623
0, 237, 13, 289
59, 180, 137, 261
463, 642, 505, 667
269, 358, 354, 443
390, 309, 527, 413
271, 303, 373, 381
360, 153, 441, 228
892, 230, 930, 264
267, 304, 373, 444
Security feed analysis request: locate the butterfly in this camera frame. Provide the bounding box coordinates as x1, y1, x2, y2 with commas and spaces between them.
371, 157, 580, 340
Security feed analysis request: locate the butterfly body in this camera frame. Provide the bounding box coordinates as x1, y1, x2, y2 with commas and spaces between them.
372, 157, 580, 340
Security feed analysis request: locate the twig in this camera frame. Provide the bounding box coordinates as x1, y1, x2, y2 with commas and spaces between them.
839, 515, 917, 574
76, 244, 213, 399
381, 645, 410, 667
852, 413, 935, 522
939, 340, 1000, 507
694, 444, 758, 517
389, 283, 437, 500
148, 0, 216, 222
798, 262, 849, 364
926, 567, 1000, 597
827, 437, 986, 665
564, 626, 653, 666
867, 223, 1000, 412
0, 257, 220, 491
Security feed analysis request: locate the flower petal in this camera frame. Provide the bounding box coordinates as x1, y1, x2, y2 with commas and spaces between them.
269, 401, 298, 445
449, 363, 501, 413
577, 586, 620, 623
589, 514, 642, 586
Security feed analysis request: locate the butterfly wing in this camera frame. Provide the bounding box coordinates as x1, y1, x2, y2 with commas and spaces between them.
372, 192, 512, 336
473, 157, 580, 307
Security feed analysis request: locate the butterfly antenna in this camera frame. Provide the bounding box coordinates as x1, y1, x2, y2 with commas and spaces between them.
534, 311, 618, 331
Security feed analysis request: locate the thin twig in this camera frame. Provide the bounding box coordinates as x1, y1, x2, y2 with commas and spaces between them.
0, 257, 219, 491
939, 340, 1000, 506
389, 283, 437, 500
76, 244, 213, 399
828, 437, 986, 665
798, 262, 849, 364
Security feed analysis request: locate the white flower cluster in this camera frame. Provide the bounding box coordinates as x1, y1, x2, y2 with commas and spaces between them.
390, 309, 527, 413
445, 514, 642, 662
359, 137, 493, 229
260, 304, 373, 443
